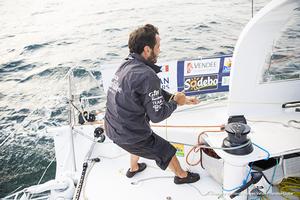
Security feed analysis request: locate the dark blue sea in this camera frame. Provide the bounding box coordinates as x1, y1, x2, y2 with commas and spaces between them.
0, 0, 299, 197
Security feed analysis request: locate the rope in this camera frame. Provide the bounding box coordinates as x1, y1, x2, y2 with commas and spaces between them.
37, 156, 56, 185
6, 185, 23, 197
185, 128, 224, 166
93, 120, 225, 129
0, 108, 50, 148
28, 170, 53, 200
131, 175, 223, 197
69, 100, 83, 113
153, 124, 226, 128
266, 158, 278, 193
131, 176, 222, 198
278, 177, 300, 198
131, 176, 174, 185
185, 128, 271, 171
287, 120, 300, 129
252, 143, 270, 160
248, 119, 300, 130
87, 70, 103, 92
95, 152, 128, 160
174, 96, 227, 114
188, 184, 222, 198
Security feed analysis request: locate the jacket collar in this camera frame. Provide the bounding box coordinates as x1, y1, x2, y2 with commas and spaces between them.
127, 53, 161, 74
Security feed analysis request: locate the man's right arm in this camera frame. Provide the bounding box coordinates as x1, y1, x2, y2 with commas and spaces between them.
140, 73, 177, 123
161, 89, 173, 101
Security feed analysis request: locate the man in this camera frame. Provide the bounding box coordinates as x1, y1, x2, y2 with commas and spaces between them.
104, 24, 200, 184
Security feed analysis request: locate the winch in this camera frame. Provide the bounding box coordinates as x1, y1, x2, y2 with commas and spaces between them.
222, 117, 253, 155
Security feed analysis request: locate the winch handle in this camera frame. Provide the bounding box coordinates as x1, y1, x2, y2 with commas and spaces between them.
230, 172, 262, 199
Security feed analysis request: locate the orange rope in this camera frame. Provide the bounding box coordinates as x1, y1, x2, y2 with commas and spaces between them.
152, 124, 224, 128
186, 128, 224, 166
94, 120, 223, 129
94, 119, 225, 167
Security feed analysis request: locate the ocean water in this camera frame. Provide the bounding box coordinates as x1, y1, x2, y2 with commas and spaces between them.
0, 0, 299, 197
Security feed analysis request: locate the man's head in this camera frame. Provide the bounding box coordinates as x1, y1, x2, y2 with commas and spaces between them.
128, 24, 160, 64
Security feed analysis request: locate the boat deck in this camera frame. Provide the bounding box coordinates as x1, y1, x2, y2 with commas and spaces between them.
51, 100, 299, 200
83, 143, 223, 200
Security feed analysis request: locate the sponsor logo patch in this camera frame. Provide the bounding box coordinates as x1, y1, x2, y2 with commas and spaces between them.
221, 76, 230, 86
184, 58, 220, 76
172, 143, 185, 157
184, 74, 218, 92
148, 90, 164, 112
108, 75, 122, 93
222, 57, 232, 73
160, 64, 169, 72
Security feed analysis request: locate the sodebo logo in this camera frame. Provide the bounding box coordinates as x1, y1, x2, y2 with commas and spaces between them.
184, 75, 218, 92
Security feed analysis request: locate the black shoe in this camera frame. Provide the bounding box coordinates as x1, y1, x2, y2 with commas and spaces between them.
126, 163, 147, 178
174, 171, 200, 184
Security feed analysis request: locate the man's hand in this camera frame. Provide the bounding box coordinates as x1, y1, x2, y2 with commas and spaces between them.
173, 93, 199, 106
185, 96, 200, 105
173, 92, 186, 106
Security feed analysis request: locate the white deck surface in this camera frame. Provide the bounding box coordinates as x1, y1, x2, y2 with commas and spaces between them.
83, 143, 223, 200
51, 100, 299, 200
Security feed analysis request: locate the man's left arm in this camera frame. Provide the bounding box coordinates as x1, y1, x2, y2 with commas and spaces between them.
161, 89, 200, 105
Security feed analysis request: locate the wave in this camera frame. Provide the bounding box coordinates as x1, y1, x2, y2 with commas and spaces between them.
21, 43, 51, 54
0, 60, 36, 75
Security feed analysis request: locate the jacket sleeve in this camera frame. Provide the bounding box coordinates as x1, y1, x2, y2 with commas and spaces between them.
161, 89, 174, 101
140, 72, 177, 123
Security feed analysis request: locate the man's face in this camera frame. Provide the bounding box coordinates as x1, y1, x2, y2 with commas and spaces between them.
147, 34, 160, 64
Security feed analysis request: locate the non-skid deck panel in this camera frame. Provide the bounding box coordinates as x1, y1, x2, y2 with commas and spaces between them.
83, 144, 223, 200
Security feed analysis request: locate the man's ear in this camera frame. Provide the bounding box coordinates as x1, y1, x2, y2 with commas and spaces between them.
144, 46, 150, 56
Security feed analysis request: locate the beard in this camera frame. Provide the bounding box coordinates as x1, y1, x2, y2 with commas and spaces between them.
147, 49, 158, 64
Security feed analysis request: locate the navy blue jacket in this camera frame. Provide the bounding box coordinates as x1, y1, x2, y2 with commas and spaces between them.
104, 53, 177, 144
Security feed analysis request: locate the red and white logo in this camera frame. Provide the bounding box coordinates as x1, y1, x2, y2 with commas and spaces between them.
161, 64, 169, 72
186, 62, 193, 74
